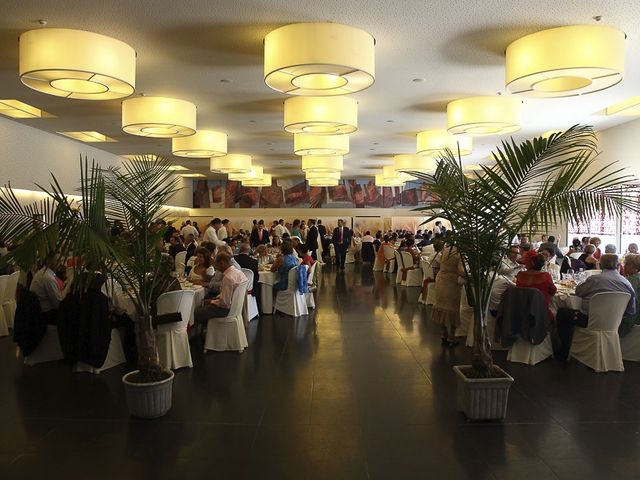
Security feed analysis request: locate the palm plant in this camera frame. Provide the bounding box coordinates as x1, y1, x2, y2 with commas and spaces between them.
0, 156, 180, 381
411, 125, 639, 377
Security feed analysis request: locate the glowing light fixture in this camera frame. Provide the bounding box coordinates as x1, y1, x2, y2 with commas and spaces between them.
305, 171, 341, 186
308, 178, 339, 187
210, 154, 252, 174
58, 131, 116, 142
294, 133, 349, 156
394, 154, 436, 174
301, 155, 343, 173
541, 130, 562, 139
168, 165, 189, 171
506, 25, 625, 97
0, 99, 51, 118
463, 164, 484, 171
375, 174, 404, 187
19, 28, 136, 100
284, 96, 357, 135
172, 130, 227, 158
447, 96, 521, 136
242, 174, 272, 187
179, 173, 206, 178
606, 96, 640, 116
417, 129, 472, 156
264, 22, 375, 96
383, 165, 414, 182
122, 96, 196, 138
121, 154, 160, 161
228, 165, 264, 181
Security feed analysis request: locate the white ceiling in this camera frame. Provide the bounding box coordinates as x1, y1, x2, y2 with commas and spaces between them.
1, 0, 640, 178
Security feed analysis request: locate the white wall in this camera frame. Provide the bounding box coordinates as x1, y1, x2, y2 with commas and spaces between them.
597, 118, 640, 177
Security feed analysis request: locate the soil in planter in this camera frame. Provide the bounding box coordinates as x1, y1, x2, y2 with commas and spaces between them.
458, 366, 511, 379
126, 370, 173, 384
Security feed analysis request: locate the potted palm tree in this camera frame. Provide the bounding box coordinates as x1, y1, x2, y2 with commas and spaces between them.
0, 156, 180, 418
411, 125, 639, 420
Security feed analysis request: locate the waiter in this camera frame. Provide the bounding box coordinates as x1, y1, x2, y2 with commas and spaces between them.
332, 219, 351, 271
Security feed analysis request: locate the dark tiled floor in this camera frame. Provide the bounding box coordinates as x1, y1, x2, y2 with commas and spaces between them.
1, 265, 640, 479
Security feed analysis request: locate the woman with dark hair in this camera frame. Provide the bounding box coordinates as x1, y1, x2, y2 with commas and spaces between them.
271, 240, 300, 291
188, 247, 214, 284
578, 244, 599, 270
291, 219, 301, 239
515, 253, 557, 319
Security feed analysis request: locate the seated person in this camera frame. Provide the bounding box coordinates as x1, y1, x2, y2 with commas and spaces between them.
255, 244, 271, 266
234, 243, 259, 300
168, 235, 186, 257
362, 231, 374, 243
271, 241, 300, 291
194, 252, 248, 323
184, 233, 197, 264
498, 246, 523, 280
402, 237, 421, 266
578, 244, 599, 270
554, 254, 636, 361
300, 245, 315, 268
589, 236, 602, 260
188, 247, 215, 285
515, 253, 557, 320
206, 245, 242, 297
568, 237, 583, 254
620, 254, 640, 338
518, 243, 537, 270
489, 274, 515, 316
291, 236, 303, 259
538, 245, 560, 279
30, 252, 64, 324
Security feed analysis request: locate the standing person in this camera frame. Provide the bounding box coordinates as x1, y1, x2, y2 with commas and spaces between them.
300, 220, 308, 242
202, 218, 226, 247
235, 243, 260, 311
433, 221, 442, 236
163, 221, 176, 243
181, 220, 198, 240
306, 219, 319, 260
30, 252, 64, 324
218, 219, 229, 242
291, 219, 302, 238
539, 235, 564, 264
250, 220, 270, 247
432, 246, 464, 346
332, 219, 351, 271
275, 219, 289, 239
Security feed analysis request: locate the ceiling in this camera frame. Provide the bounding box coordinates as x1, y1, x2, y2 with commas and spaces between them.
1, 0, 640, 178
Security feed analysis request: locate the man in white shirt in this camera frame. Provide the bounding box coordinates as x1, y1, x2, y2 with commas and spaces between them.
499, 246, 524, 280
194, 252, 247, 323
30, 252, 63, 323
362, 231, 374, 243
202, 218, 226, 247
181, 220, 198, 240
433, 221, 442, 236
218, 219, 229, 241
274, 219, 289, 239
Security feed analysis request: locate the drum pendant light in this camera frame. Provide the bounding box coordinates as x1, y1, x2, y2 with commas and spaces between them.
305, 170, 341, 183
294, 133, 349, 156
417, 129, 472, 157
393, 154, 436, 174
264, 22, 375, 96
210, 154, 252, 174
506, 25, 625, 98
228, 165, 263, 181
172, 130, 227, 158
122, 96, 196, 138
284, 96, 357, 135
375, 173, 404, 187
19, 28, 136, 100
301, 155, 344, 173
308, 178, 340, 187
242, 174, 272, 187
447, 96, 521, 136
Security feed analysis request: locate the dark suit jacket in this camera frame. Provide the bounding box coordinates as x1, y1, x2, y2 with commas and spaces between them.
306, 225, 319, 250
250, 228, 270, 248
185, 242, 196, 263
317, 224, 326, 238
234, 254, 259, 296
332, 226, 352, 249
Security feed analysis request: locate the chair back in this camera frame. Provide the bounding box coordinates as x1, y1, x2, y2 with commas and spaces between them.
587, 292, 631, 331
421, 260, 434, 279
383, 245, 395, 261
2, 271, 19, 303
422, 245, 435, 255
361, 243, 375, 262
174, 251, 187, 274
228, 280, 249, 317
569, 252, 582, 260
286, 266, 299, 293
156, 290, 195, 330
307, 262, 318, 286
241, 268, 254, 289
400, 251, 415, 269
394, 250, 404, 269
0, 275, 7, 303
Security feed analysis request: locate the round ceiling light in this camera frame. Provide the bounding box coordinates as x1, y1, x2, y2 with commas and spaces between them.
242, 174, 272, 187
506, 25, 625, 97
284, 96, 357, 135
172, 130, 227, 158
447, 96, 521, 136
122, 96, 196, 138
19, 28, 136, 100
210, 154, 252, 174
394, 154, 436, 174
294, 133, 349, 156
264, 22, 375, 96
417, 129, 472, 156
301, 155, 344, 173
305, 171, 341, 185
308, 178, 340, 187
384, 165, 414, 182
375, 174, 405, 187
228, 165, 263, 181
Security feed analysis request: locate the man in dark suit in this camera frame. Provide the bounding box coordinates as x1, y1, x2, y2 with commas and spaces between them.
317, 219, 328, 262
332, 219, 351, 270
306, 218, 319, 260
250, 220, 270, 248
234, 243, 260, 312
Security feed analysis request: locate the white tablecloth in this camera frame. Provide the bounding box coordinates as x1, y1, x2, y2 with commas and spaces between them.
258, 270, 276, 314
550, 286, 581, 315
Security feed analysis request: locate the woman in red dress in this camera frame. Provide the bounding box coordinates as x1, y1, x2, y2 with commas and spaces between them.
515, 253, 557, 320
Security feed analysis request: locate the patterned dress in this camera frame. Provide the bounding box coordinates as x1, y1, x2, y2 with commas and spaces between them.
432, 247, 462, 328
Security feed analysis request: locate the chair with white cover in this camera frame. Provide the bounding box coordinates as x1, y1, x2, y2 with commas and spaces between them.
305, 262, 318, 309
372, 254, 385, 272
394, 250, 405, 285
457, 285, 473, 338
0, 276, 8, 336
569, 252, 583, 260
422, 245, 435, 255
382, 245, 396, 274
621, 325, 640, 361
24, 326, 65, 365
74, 328, 127, 374
2, 271, 19, 330
400, 252, 423, 287
174, 251, 187, 277
155, 290, 195, 369
507, 335, 554, 365
570, 292, 630, 372
274, 267, 309, 317
205, 280, 249, 353
242, 268, 259, 321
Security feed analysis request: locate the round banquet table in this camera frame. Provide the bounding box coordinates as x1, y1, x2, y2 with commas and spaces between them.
258, 270, 276, 314
550, 285, 582, 316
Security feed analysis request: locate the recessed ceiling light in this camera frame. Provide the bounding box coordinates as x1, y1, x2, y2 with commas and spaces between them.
0, 99, 52, 118
219, 79, 232, 83
606, 96, 640, 116
386, 119, 394, 123
373, 142, 379, 145
412, 78, 424, 82
249, 119, 256, 123
59, 131, 116, 142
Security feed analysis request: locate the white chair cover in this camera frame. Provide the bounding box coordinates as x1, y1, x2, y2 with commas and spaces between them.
155, 290, 195, 369
457, 286, 473, 337
570, 291, 630, 372
507, 335, 553, 365
0, 275, 8, 336
422, 245, 435, 255
569, 252, 583, 260
74, 329, 126, 374
400, 252, 423, 287
465, 314, 508, 351
1, 271, 19, 330
242, 268, 259, 321
372, 255, 385, 272
305, 262, 318, 309
394, 250, 404, 285
621, 325, 640, 361
205, 280, 249, 352
174, 251, 187, 277
274, 267, 309, 317
382, 245, 396, 273
24, 325, 64, 365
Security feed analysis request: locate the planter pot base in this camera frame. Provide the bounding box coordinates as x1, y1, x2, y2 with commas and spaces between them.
122, 369, 174, 418
453, 365, 514, 420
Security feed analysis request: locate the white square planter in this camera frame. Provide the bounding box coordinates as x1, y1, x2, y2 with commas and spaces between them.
453, 365, 514, 420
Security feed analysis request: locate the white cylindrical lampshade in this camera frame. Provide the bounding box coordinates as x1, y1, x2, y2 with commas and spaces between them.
228, 165, 264, 181
506, 25, 625, 97
375, 174, 404, 187
242, 174, 272, 187
294, 133, 349, 156
417, 129, 472, 156
264, 22, 375, 96
447, 96, 521, 136
172, 130, 227, 158
394, 154, 436, 174
210, 154, 252, 174
308, 178, 339, 187
383, 165, 414, 181
19, 28, 136, 100
301, 155, 344, 173
305, 171, 341, 183
284, 96, 357, 135
122, 96, 196, 138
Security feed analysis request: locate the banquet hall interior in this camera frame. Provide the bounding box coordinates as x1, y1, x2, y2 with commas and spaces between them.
2, 1, 640, 479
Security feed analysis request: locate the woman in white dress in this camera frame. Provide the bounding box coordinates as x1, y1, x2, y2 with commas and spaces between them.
188, 247, 215, 285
